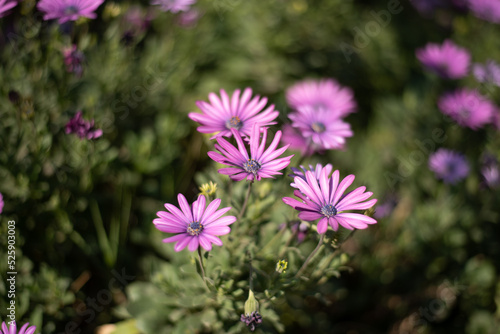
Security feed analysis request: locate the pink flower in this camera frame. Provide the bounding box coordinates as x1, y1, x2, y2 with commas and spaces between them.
467, 0, 500, 24
37, 0, 104, 23
283, 169, 377, 233
63, 45, 85, 77
429, 148, 470, 184
189, 88, 279, 139
154, 194, 236, 252
0, 193, 4, 214
65, 111, 102, 139
1, 322, 36, 334
208, 124, 294, 182
0, 0, 17, 17
438, 89, 496, 130
286, 78, 357, 118
416, 40, 471, 79
151, 0, 195, 13
281, 125, 316, 156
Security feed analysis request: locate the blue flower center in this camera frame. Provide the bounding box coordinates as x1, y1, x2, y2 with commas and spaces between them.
243, 159, 261, 174
311, 122, 326, 133
321, 204, 337, 217
226, 116, 243, 130
187, 221, 203, 236
64, 5, 79, 14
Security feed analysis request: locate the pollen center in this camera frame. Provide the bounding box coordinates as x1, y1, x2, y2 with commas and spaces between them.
312, 122, 326, 133
243, 159, 261, 174
321, 204, 337, 217
187, 221, 203, 236
226, 116, 243, 130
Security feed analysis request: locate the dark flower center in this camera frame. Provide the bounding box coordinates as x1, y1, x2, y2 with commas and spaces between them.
243, 159, 261, 174
187, 221, 203, 236
226, 116, 243, 130
321, 204, 337, 217
311, 122, 326, 133
64, 5, 79, 14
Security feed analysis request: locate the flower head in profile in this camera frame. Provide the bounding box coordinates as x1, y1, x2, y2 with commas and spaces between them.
416, 40, 470, 79
37, 0, 105, 23
154, 194, 236, 252
0, 0, 17, 17
189, 88, 279, 139
429, 148, 470, 184
208, 124, 293, 182
1, 322, 37, 334
0, 193, 4, 214
473, 60, 500, 86
63, 45, 85, 77
438, 89, 496, 130
286, 78, 356, 117
289, 163, 333, 189
65, 111, 102, 140
286, 106, 353, 151
283, 169, 377, 233
151, 0, 195, 12
467, 0, 500, 23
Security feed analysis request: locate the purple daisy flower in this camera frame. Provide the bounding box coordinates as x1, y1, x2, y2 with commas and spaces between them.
154, 194, 236, 252
289, 163, 334, 189
65, 111, 102, 139
1, 322, 37, 334
473, 60, 500, 86
467, 0, 500, 23
438, 89, 496, 130
287, 106, 353, 151
208, 124, 294, 182
286, 78, 357, 118
416, 40, 471, 79
428, 148, 470, 184
189, 88, 279, 139
0, 0, 17, 17
283, 169, 377, 233
37, 0, 104, 23
151, 0, 195, 13
0, 193, 4, 214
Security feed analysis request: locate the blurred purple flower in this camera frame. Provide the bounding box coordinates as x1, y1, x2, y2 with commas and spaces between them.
473, 60, 500, 86
467, 0, 500, 23
0, 193, 4, 214
481, 154, 500, 188
286, 78, 357, 118
189, 88, 279, 139
289, 163, 334, 189
240, 312, 263, 332
65, 111, 102, 140
1, 322, 36, 334
177, 8, 201, 27
208, 124, 293, 182
373, 195, 398, 219
283, 169, 377, 233
63, 45, 84, 77
416, 40, 471, 79
151, 0, 195, 13
154, 194, 236, 252
429, 148, 470, 184
37, 0, 105, 23
281, 124, 317, 156
0, 0, 17, 17
287, 105, 353, 151
411, 0, 467, 15
438, 88, 496, 130
123, 6, 154, 34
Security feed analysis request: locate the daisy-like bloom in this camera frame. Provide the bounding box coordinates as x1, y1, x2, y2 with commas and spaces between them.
189, 88, 279, 139
65, 111, 103, 139
0, 0, 17, 17
282, 169, 377, 233
153, 194, 236, 252
37, 0, 104, 23
151, 0, 195, 13
289, 163, 333, 188
0, 193, 4, 214
286, 78, 356, 118
438, 89, 496, 130
473, 60, 500, 86
1, 322, 37, 334
208, 124, 293, 182
467, 0, 500, 24
287, 106, 353, 151
416, 40, 471, 79
428, 148, 470, 184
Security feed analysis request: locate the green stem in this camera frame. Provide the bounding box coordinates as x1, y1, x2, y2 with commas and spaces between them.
295, 234, 325, 278
238, 181, 253, 220
197, 248, 210, 291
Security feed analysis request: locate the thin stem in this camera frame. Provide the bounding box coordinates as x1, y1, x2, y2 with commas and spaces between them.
197, 248, 209, 291
238, 181, 253, 220
295, 234, 325, 278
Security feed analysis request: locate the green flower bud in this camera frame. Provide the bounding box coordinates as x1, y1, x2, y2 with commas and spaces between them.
244, 289, 259, 316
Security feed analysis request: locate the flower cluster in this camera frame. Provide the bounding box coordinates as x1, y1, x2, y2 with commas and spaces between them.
281, 79, 356, 155
65, 111, 103, 140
